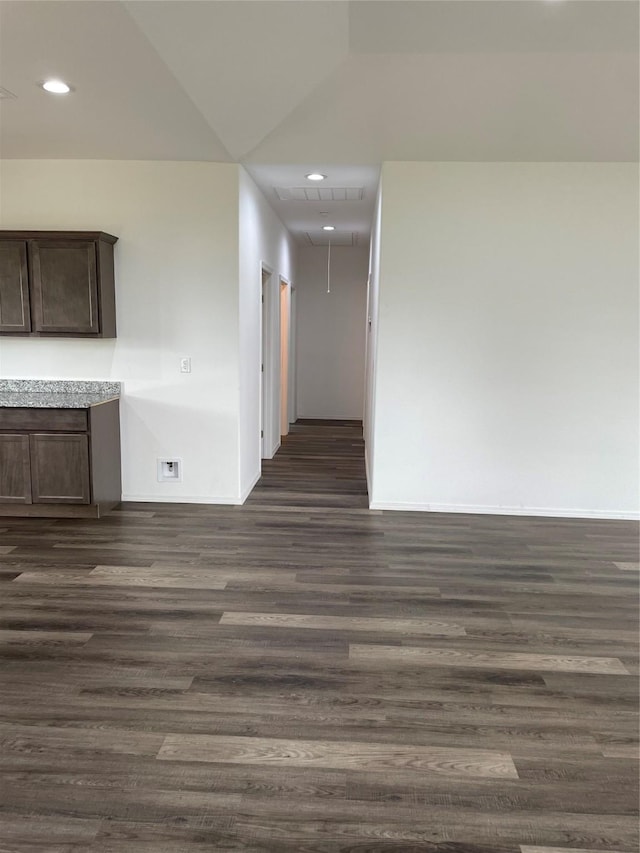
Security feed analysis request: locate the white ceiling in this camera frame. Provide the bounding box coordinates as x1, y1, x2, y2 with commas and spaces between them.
0, 0, 231, 161
0, 0, 637, 243
244, 163, 380, 244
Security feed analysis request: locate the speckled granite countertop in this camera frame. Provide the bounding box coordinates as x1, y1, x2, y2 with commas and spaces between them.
0, 380, 121, 408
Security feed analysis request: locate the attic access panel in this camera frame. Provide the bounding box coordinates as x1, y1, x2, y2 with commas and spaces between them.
305, 231, 358, 247
275, 187, 364, 202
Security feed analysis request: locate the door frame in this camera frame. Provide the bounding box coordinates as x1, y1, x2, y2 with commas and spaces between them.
288, 281, 297, 427
279, 276, 293, 439
260, 264, 274, 460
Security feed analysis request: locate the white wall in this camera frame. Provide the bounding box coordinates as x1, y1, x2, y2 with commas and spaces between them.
370, 162, 639, 519
364, 184, 382, 493
0, 160, 243, 503
296, 245, 368, 420
238, 168, 296, 497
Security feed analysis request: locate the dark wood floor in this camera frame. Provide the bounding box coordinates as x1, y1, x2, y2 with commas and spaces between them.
0, 419, 638, 852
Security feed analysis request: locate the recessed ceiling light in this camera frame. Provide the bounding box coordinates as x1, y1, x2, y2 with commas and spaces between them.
40, 79, 72, 94
322, 225, 335, 231
306, 173, 326, 181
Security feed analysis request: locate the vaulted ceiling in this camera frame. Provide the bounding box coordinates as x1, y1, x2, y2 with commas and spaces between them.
0, 0, 637, 241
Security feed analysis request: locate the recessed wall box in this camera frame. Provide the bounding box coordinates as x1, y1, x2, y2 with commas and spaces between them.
157, 458, 182, 482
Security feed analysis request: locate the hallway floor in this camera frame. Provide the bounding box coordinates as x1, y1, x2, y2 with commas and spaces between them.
0, 420, 638, 851
248, 418, 369, 509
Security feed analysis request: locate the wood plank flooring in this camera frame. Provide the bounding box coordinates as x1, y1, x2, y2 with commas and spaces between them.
0, 418, 638, 852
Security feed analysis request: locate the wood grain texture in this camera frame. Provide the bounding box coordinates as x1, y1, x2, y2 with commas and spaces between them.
158, 734, 517, 778
0, 629, 92, 646
0, 419, 637, 851
521, 849, 628, 853
13, 565, 228, 589
220, 611, 466, 636
349, 644, 630, 675
614, 562, 639, 571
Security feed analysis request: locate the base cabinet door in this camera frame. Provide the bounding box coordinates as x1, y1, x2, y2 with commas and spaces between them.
30, 433, 91, 504
0, 434, 32, 503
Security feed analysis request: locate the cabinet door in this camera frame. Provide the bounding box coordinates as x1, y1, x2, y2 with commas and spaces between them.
30, 434, 90, 504
30, 240, 99, 334
0, 241, 31, 332
0, 434, 32, 503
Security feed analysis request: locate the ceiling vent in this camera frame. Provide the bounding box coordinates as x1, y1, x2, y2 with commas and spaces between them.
0, 87, 17, 100
305, 231, 358, 247
275, 187, 364, 202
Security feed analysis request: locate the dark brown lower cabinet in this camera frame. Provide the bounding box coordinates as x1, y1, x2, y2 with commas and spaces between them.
0, 434, 32, 503
30, 433, 91, 504
0, 400, 120, 517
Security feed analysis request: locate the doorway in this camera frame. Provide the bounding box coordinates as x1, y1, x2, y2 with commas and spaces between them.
261, 267, 293, 460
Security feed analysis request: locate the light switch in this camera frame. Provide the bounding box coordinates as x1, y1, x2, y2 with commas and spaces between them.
180, 357, 191, 374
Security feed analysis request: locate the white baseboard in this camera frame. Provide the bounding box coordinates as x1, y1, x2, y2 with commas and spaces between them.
367, 500, 640, 521
239, 469, 261, 504
121, 493, 240, 506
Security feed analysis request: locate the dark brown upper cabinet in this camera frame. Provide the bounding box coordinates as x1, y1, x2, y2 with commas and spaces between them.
0, 231, 117, 338
0, 241, 31, 333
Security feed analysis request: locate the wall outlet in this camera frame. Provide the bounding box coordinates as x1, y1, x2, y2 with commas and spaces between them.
157, 458, 182, 482
180, 357, 191, 374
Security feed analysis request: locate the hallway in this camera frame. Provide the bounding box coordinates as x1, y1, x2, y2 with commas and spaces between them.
0, 419, 637, 850
248, 419, 369, 509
